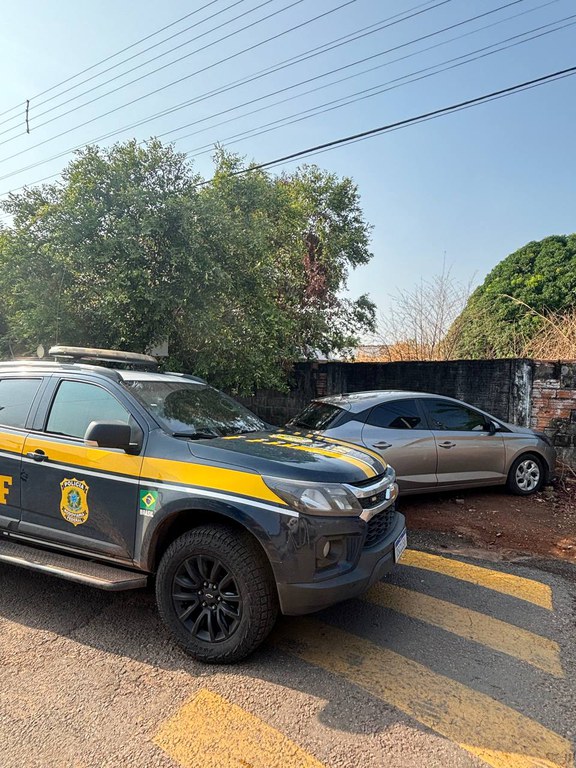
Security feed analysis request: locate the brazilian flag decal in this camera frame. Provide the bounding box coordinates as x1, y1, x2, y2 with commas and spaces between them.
140, 490, 158, 512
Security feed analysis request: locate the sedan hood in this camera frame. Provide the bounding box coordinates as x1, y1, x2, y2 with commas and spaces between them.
188, 430, 386, 484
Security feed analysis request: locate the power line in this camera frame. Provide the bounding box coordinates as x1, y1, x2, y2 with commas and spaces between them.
0, 0, 351, 160
160, 4, 570, 148
47, 0, 454, 156
207, 66, 576, 178
1, 32, 572, 209
0, 0, 246, 134
59, 0, 532, 153
0, 0, 528, 181
0, 0, 288, 141
1, 65, 573, 218
179, 16, 576, 157
0, 0, 225, 121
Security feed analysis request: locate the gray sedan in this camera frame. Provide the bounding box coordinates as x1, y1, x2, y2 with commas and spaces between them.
287, 391, 556, 495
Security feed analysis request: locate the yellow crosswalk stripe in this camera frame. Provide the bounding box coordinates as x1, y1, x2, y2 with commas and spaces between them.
401, 549, 553, 609
153, 688, 326, 768
277, 619, 573, 768
364, 583, 564, 678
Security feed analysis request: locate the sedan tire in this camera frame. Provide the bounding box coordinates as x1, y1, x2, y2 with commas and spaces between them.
506, 454, 545, 496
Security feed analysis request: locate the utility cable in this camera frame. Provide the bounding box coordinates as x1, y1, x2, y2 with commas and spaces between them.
0, 0, 247, 133
1, 21, 572, 202
0, 0, 224, 121
208, 66, 576, 178
162, 7, 572, 148
0, 0, 351, 160
0, 0, 283, 138
178, 16, 576, 157
0, 0, 526, 178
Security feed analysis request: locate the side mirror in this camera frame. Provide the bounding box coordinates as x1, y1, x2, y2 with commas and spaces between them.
84, 420, 136, 453
488, 420, 501, 434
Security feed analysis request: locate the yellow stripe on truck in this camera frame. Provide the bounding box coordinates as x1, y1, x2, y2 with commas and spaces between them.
0, 430, 26, 455
268, 434, 377, 478
21, 435, 287, 506
141, 456, 287, 505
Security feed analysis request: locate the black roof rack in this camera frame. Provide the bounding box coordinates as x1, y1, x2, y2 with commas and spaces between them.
49, 346, 159, 370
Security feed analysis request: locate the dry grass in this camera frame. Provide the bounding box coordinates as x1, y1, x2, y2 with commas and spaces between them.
523, 306, 576, 359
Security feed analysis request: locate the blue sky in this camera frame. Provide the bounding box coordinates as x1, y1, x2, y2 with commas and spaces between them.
0, 0, 574, 319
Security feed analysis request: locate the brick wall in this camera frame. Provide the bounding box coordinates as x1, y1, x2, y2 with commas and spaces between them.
238, 358, 576, 465
531, 362, 576, 462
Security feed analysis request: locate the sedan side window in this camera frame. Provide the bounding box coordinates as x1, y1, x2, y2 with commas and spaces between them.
0, 378, 42, 429
46, 380, 131, 440
366, 399, 423, 430
424, 399, 488, 432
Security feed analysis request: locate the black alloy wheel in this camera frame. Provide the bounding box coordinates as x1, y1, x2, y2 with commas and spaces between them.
172, 555, 242, 644
155, 524, 278, 664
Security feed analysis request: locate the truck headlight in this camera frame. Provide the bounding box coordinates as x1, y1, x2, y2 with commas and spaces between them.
263, 476, 362, 516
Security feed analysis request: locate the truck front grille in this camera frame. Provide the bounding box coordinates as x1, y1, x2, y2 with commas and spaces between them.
364, 508, 397, 549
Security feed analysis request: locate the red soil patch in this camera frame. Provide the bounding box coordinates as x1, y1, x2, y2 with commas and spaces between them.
400, 477, 576, 562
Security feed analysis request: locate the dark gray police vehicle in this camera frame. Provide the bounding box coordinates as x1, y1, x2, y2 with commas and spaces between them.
0, 347, 405, 663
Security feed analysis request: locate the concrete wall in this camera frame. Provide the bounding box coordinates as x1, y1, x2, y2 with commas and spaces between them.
238, 358, 576, 465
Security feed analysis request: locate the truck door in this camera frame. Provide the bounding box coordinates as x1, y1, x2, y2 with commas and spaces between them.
20, 378, 145, 560
0, 376, 45, 529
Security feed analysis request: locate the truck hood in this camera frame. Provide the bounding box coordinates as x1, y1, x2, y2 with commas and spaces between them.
187, 430, 386, 484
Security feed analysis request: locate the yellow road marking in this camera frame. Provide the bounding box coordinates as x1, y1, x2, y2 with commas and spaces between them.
278, 620, 573, 768
402, 549, 553, 610
365, 583, 564, 678
153, 689, 325, 768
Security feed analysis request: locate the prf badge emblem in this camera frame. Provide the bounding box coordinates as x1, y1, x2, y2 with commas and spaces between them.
60, 478, 90, 526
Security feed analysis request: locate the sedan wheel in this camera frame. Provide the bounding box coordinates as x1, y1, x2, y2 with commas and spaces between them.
507, 454, 544, 495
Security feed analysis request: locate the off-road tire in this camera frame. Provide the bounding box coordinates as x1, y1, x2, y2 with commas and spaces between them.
506, 453, 545, 496
155, 524, 278, 664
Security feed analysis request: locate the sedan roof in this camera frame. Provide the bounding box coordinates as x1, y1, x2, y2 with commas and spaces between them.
317, 390, 458, 413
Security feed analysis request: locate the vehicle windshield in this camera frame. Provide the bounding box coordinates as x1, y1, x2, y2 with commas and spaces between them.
124, 379, 266, 438
288, 401, 344, 430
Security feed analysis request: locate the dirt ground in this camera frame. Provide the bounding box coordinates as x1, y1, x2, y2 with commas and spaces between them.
400, 476, 576, 563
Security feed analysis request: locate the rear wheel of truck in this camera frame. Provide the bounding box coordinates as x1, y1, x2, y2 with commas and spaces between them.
155, 524, 278, 664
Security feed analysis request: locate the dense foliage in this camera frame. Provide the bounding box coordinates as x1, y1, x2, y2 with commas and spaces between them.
0, 141, 375, 392
451, 235, 576, 358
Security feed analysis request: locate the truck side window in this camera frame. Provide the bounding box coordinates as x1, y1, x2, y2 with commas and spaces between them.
366, 399, 422, 429
0, 378, 42, 429
46, 380, 131, 439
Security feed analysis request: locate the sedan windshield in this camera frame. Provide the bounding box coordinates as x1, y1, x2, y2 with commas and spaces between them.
124, 379, 266, 437
288, 401, 344, 430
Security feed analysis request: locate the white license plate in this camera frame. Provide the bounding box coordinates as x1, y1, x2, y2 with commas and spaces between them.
394, 529, 408, 562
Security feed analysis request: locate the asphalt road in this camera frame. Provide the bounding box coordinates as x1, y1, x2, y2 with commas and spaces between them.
1, 534, 574, 768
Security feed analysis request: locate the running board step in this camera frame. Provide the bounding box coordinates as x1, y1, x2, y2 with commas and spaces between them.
0, 539, 148, 591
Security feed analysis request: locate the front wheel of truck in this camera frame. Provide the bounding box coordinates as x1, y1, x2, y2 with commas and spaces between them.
155, 524, 278, 664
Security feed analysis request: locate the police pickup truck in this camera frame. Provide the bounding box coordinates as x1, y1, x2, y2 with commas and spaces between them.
0, 347, 405, 663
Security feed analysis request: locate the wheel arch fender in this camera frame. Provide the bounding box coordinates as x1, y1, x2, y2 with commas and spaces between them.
136, 495, 284, 574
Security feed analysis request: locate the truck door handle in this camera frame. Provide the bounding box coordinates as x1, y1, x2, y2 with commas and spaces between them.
373, 441, 392, 449
438, 441, 456, 449
26, 450, 48, 462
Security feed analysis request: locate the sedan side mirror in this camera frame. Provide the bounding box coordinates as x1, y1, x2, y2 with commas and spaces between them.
488, 420, 501, 434
84, 420, 137, 453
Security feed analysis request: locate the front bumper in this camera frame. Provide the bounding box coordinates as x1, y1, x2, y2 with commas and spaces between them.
277, 511, 406, 615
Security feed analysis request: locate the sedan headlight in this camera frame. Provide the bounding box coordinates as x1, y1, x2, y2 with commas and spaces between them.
263, 476, 362, 516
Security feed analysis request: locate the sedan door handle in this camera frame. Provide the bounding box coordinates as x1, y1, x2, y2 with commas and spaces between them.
372, 441, 392, 450
438, 441, 456, 449
26, 450, 48, 462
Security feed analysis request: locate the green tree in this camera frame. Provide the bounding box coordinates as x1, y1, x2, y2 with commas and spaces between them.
451, 234, 576, 358
0, 140, 374, 391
